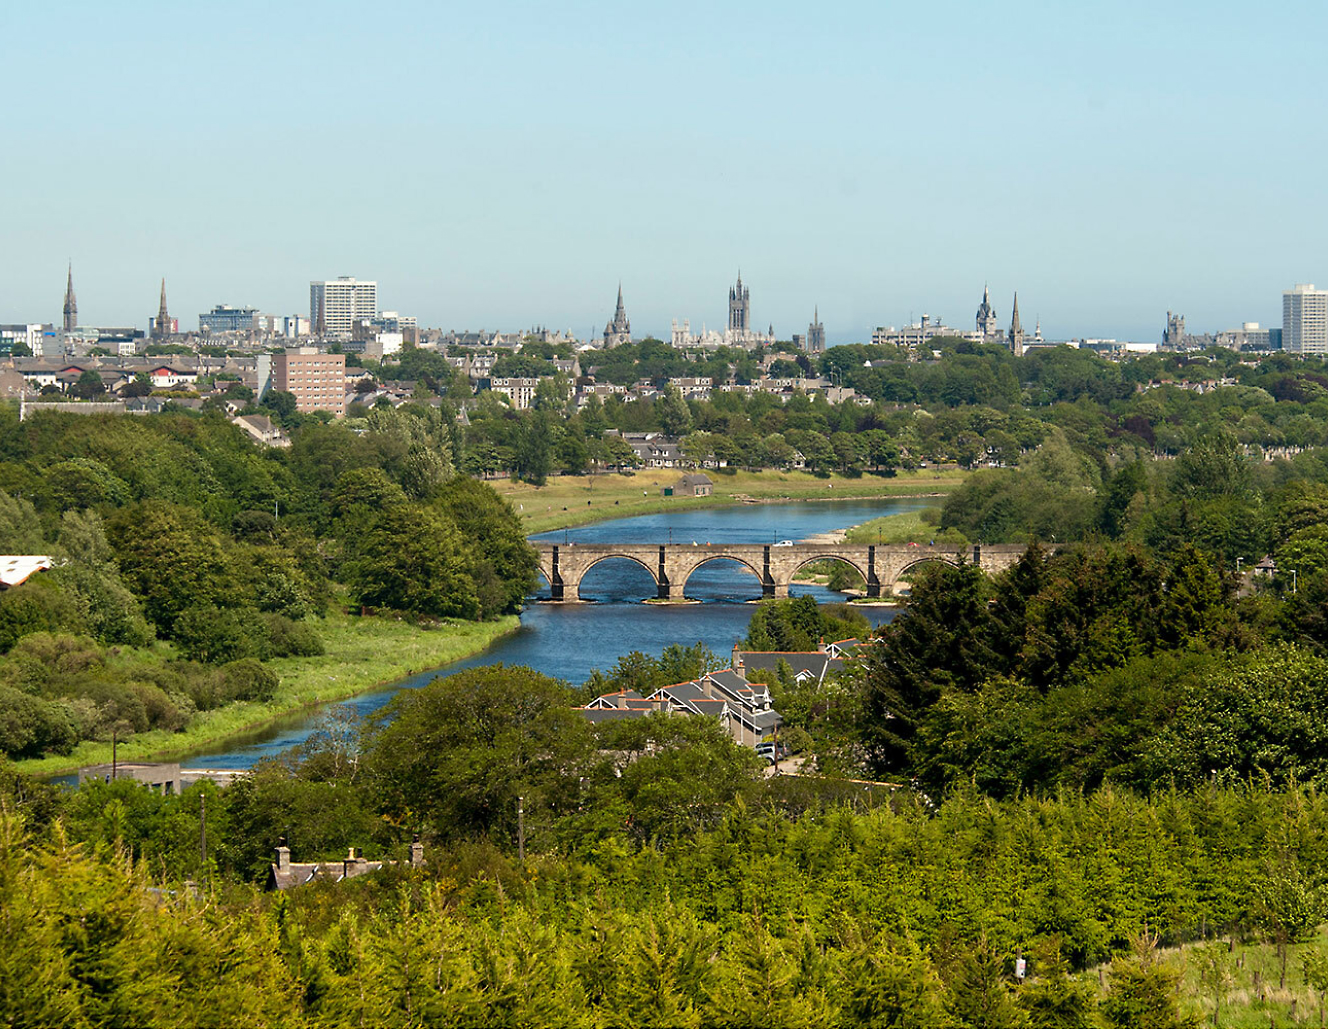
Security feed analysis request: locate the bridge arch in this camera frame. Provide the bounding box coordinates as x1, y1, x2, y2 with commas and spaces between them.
887, 554, 963, 595
783, 553, 871, 597
676, 554, 766, 599
575, 553, 660, 601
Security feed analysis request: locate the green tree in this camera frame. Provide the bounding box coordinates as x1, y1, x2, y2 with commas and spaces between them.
343, 504, 479, 619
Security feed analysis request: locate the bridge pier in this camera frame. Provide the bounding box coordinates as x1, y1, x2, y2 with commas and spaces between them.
550, 546, 564, 601
656, 545, 673, 600
866, 545, 882, 598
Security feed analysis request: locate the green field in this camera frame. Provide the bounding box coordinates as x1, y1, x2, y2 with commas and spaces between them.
842, 506, 969, 546
14, 610, 518, 777
494, 468, 964, 534
1141, 932, 1328, 1029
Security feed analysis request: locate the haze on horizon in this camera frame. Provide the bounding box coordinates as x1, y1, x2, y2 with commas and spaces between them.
5, 0, 1324, 345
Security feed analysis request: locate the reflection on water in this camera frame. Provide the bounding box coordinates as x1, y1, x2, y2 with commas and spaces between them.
181, 497, 927, 770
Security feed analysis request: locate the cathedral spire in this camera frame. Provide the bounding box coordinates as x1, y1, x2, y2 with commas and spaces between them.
63, 263, 78, 332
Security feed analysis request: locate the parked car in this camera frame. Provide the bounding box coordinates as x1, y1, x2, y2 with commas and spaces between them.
774, 540, 795, 547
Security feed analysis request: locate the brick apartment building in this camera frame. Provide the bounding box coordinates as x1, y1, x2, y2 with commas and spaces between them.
273, 347, 345, 416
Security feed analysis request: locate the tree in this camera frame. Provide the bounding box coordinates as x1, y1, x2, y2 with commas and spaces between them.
362, 665, 595, 845
1099, 934, 1193, 1029
656, 385, 693, 438
69, 370, 106, 400
432, 476, 538, 618
343, 504, 479, 619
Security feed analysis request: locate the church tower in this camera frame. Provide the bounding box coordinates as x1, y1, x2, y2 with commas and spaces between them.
63, 263, 78, 332
728, 272, 750, 333
1008, 292, 1025, 358
975, 284, 999, 339
603, 283, 631, 347
153, 278, 171, 339
807, 306, 826, 353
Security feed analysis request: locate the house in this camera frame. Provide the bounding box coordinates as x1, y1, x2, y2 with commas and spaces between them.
577, 667, 782, 747
732, 637, 870, 689
231, 413, 291, 448
665, 473, 713, 498
0, 555, 52, 589
268, 840, 425, 891
147, 365, 199, 390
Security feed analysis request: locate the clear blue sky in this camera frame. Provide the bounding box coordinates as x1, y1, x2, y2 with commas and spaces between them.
6, 0, 1324, 343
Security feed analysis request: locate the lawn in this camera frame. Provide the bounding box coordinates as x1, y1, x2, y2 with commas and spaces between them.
494, 468, 965, 534
15, 610, 518, 777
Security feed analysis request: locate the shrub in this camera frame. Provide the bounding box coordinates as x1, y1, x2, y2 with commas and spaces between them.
219, 658, 279, 703
263, 614, 324, 657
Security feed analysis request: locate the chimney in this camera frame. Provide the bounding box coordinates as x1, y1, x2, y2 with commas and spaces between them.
818, 636, 826, 653
732, 642, 741, 669
275, 838, 290, 873
410, 834, 425, 869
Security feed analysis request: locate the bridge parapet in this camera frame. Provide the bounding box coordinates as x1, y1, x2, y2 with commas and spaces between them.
533, 541, 1035, 602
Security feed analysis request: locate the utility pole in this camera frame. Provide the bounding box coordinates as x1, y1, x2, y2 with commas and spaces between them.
111, 725, 118, 781
200, 792, 207, 876
517, 795, 526, 863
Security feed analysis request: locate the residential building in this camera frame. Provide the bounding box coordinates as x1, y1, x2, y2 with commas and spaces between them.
273, 347, 346, 416
481, 376, 541, 409
268, 841, 425, 891
310, 277, 377, 336
231, 413, 291, 448
1284, 284, 1328, 355
200, 304, 259, 333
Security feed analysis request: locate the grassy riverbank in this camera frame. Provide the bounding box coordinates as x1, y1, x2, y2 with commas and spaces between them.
842, 506, 969, 546
15, 611, 518, 777
497, 468, 964, 534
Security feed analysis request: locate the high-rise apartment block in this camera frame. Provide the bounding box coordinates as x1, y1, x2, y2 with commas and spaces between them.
273, 347, 346, 416
1283, 284, 1328, 355
310, 277, 377, 336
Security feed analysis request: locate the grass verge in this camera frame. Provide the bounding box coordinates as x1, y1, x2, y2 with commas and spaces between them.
496, 468, 965, 534
15, 610, 519, 777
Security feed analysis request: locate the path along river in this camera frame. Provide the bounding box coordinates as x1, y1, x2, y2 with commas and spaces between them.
182, 497, 929, 770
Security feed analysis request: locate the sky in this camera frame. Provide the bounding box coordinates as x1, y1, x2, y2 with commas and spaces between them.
4, 0, 1325, 344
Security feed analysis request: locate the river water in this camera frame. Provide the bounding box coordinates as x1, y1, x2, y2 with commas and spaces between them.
181, 497, 929, 770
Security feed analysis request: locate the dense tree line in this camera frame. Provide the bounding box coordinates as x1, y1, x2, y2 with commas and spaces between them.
0, 403, 536, 759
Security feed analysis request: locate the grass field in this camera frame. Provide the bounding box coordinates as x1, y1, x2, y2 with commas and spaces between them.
1134, 932, 1328, 1029
842, 506, 969, 546
494, 468, 965, 534
15, 610, 518, 777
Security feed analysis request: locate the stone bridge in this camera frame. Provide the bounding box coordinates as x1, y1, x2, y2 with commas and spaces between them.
533, 542, 1031, 601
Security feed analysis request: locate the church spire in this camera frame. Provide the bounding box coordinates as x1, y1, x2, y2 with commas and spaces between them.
155, 278, 171, 339
1008, 292, 1025, 357
63, 263, 78, 332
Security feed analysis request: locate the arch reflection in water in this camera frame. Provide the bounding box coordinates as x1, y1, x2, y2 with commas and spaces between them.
574, 555, 658, 603
681, 557, 765, 602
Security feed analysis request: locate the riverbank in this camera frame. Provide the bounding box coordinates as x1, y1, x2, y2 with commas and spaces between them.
16, 611, 519, 777
498, 468, 964, 534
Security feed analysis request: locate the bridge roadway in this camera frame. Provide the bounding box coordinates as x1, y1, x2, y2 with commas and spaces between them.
533, 541, 1029, 601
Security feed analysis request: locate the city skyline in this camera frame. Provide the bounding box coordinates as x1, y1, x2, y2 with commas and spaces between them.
6, 1, 1325, 341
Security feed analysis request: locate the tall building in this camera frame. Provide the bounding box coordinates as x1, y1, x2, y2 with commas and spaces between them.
807, 307, 826, 354
273, 347, 346, 416
728, 272, 750, 333
151, 279, 171, 340
1008, 293, 1024, 357
1283, 284, 1328, 355
199, 304, 259, 333
63, 264, 77, 332
603, 283, 631, 347
310, 277, 377, 336
975, 285, 999, 339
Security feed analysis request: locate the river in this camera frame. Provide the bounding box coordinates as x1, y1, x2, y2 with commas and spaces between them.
181, 497, 927, 770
